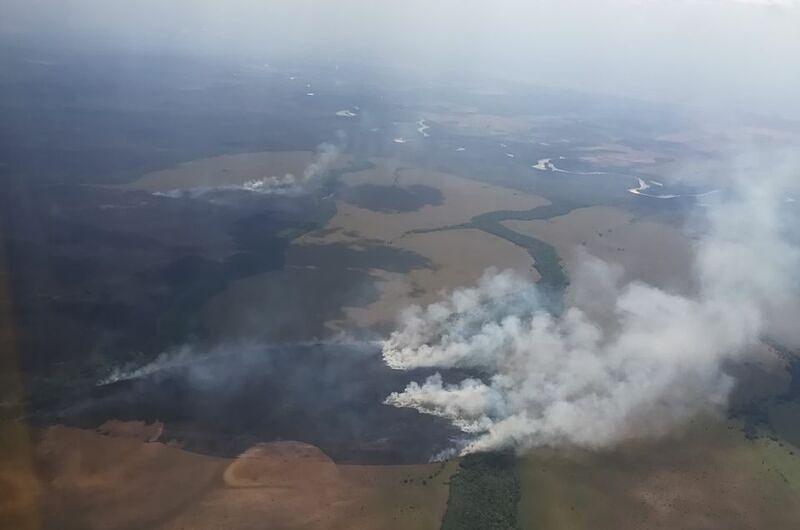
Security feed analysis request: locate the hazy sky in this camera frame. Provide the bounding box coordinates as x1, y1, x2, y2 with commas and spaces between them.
3, 0, 800, 117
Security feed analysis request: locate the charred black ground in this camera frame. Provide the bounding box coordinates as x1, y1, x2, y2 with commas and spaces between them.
32, 343, 471, 464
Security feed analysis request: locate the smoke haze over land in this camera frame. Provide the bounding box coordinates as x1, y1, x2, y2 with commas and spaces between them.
2, 1, 800, 118
5, 0, 799, 462
383, 167, 800, 454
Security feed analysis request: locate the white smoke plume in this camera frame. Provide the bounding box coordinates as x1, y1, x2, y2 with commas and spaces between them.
97, 336, 380, 386
97, 345, 200, 385
383, 171, 800, 454
239, 142, 341, 196
155, 142, 342, 199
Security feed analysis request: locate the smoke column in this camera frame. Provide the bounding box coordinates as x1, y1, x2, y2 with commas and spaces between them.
383, 170, 800, 454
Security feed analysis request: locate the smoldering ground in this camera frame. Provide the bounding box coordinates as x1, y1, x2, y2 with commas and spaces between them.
383, 159, 800, 455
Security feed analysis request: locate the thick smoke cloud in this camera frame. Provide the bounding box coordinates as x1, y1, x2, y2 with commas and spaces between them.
383, 172, 800, 454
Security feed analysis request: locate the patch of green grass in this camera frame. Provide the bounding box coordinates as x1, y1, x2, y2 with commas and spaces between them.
441, 452, 521, 530
517, 419, 800, 530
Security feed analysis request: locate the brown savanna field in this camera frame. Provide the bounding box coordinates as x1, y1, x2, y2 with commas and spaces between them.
1, 422, 455, 530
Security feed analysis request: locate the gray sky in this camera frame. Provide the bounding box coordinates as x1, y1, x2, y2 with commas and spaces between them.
3, 0, 800, 118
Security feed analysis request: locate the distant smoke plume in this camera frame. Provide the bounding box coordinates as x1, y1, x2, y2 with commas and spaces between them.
156, 142, 342, 199
383, 171, 800, 454
238, 142, 341, 196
